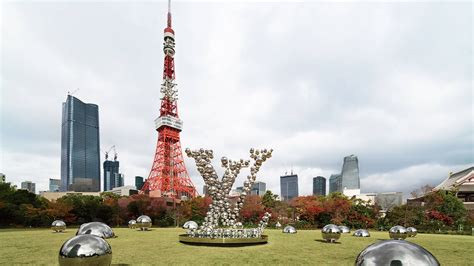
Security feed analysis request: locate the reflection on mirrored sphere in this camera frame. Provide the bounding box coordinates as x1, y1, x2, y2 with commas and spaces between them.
407, 227, 417, 237
58, 234, 112, 266
52, 220, 66, 232
128, 220, 137, 229
183, 221, 198, 230
355, 240, 440, 266
338, 225, 350, 233
322, 224, 341, 243
76, 222, 115, 239
282, 225, 297, 234
389, 225, 407, 240
137, 215, 152, 231
353, 229, 370, 237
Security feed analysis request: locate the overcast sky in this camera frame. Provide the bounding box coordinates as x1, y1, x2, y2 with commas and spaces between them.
1, 1, 472, 198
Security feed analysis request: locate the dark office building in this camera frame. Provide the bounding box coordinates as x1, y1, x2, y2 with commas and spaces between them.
280, 174, 298, 201
341, 155, 360, 190
329, 174, 342, 194
313, 176, 326, 196
60, 95, 100, 192
251, 181, 266, 196
135, 176, 144, 190
104, 160, 121, 191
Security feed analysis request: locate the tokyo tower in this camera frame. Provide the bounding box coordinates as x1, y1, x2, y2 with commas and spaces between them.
141, 1, 197, 199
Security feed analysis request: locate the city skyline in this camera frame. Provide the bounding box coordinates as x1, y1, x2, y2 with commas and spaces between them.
1, 2, 472, 197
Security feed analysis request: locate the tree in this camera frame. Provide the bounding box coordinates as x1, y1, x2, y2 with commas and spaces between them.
241, 195, 265, 225
262, 190, 278, 209
290, 196, 324, 225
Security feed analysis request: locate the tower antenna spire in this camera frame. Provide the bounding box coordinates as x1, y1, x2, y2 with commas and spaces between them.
167, 0, 172, 28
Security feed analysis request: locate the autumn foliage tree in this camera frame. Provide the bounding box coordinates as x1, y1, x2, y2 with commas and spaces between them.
240, 195, 265, 225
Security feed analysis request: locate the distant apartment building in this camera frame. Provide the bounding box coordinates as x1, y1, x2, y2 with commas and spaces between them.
21, 181, 36, 194
313, 176, 326, 196
49, 178, 61, 192
0, 173, 5, 183
135, 176, 144, 190
280, 174, 298, 201
251, 181, 266, 196
108, 185, 138, 196
60, 95, 100, 192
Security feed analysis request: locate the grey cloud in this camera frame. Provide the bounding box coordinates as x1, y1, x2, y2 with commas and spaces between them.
1, 2, 472, 196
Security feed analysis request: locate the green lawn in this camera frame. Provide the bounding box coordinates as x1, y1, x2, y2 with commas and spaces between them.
0, 228, 472, 265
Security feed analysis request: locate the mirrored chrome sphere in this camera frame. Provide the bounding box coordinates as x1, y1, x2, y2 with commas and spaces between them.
183, 221, 198, 230
76, 222, 115, 239
137, 215, 152, 230
355, 240, 440, 266
282, 225, 297, 234
389, 225, 408, 240
58, 234, 112, 266
322, 224, 341, 243
353, 229, 370, 237
52, 220, 66, 232
338, 225, 350, 233
407, 227, 418, 237
128, 220, 137, 229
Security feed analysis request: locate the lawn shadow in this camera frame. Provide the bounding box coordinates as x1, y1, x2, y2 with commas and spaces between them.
314, 239, 342, 244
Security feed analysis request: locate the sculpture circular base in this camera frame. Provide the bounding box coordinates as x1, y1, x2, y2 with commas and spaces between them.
179, 234, 268, 246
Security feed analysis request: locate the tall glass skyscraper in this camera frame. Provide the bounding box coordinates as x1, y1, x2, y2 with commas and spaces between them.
103, 160, 121, 191
313, 176, 326, 196
60, 95, 100, 192
329, 174, 342, 194
341, 155, 360, 190
280, 174, 298, 201
135, 176, 145, 190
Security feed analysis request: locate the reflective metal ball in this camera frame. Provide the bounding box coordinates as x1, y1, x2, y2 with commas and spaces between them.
137, 215, 152, 230
355, 240, 440, 266
407, 227, 418, 237
389, 225, 408, 240
76, 222, 115, 239
183, 221, 198, 230
52, 220, 66, 232
353, 229, 370, 237
338, 225, 350, 233
128, 220, 137, 229
283, 225, 297, 234
58, 234, 112, 266
322, 224, 341, 243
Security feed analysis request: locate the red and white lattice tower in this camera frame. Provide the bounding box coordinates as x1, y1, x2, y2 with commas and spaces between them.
141, 1, 197, 198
